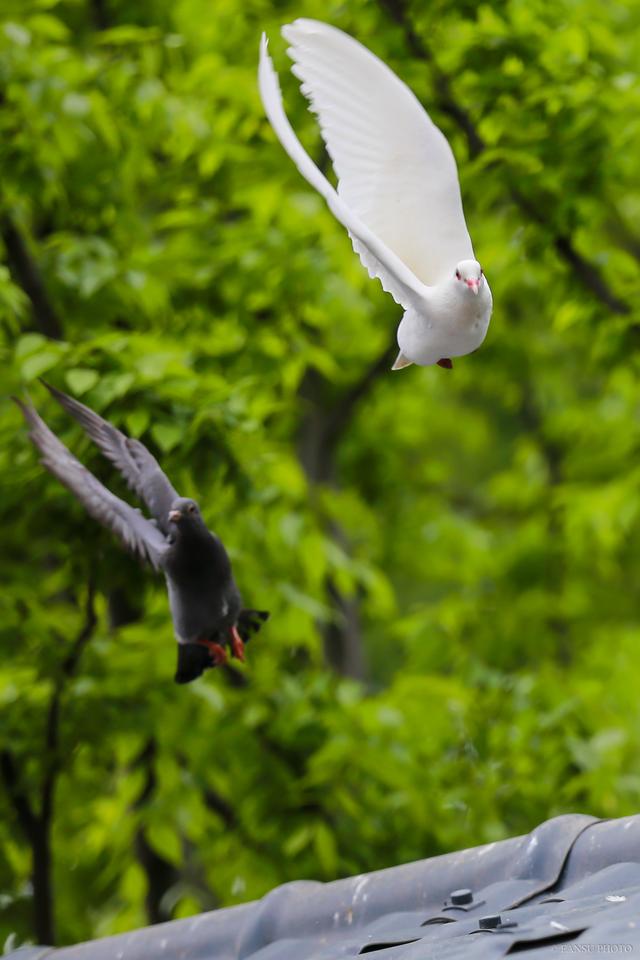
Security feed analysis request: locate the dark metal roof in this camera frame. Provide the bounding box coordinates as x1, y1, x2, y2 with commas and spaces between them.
11, 813, 640, 959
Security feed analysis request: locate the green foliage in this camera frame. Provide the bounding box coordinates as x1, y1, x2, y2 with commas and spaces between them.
1, 0, 639, 948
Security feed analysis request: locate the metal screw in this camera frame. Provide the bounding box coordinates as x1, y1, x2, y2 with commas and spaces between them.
479, 915, 502, 929
450, 889, 473, 906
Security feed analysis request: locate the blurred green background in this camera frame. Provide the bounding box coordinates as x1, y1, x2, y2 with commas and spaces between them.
1, 0, 639, 948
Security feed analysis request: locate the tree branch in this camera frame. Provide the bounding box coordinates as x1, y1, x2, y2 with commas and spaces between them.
296, 341, 395, 678
201, 778, 271, 858
202, 783, 237, 830
605, 213, 640, 265
90, 0, 110, 30
3, 578, 97, 945
42, 577, 97, 823
512, 190, 632, 316
1, 215, 63, 339
325, 339, 397, 452
518, 383, 572, 663
298, 339, 396, 486
0, 749, 39, 840
132, 739, 182, 925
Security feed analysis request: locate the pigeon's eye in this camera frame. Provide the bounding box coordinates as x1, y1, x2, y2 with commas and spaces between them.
188, 504, 196, 514
455, 270, 461, 279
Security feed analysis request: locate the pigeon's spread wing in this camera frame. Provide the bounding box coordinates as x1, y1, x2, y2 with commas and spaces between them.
43, 382, 179, 535
259, 34, 427, 311
16, 399, 168, 570
281, 19, 474, 286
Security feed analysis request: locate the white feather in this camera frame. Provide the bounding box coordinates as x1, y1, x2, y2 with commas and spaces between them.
258, 23, 492, 369
258, 33, 427, 310
281, 19, 474, 286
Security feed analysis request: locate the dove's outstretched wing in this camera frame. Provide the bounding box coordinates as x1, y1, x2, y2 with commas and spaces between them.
259, 34, 428, 311
260, 20, 474, 291
42, 382, 179, 536
15, 398, 168, 570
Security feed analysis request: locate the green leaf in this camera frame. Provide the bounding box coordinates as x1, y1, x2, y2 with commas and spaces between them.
125, 408, 150, 438
3, 22, 30, 46
65, 368, 99, 395
151, 421, 183, 453
20, 349, 61, 381
313, 822, 338, 876
15, 333, 46, 360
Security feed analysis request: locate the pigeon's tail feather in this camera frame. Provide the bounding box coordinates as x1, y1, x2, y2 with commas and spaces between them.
174, 643, 212, 684
236, 608, 270, 643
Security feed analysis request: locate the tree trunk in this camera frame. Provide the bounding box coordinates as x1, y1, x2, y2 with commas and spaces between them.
32, 820, 55, 944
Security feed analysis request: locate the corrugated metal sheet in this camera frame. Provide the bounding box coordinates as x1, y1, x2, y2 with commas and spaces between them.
10, 813, 640, 959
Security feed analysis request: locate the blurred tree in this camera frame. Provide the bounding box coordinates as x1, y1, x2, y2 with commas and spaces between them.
0, 0, 639, 948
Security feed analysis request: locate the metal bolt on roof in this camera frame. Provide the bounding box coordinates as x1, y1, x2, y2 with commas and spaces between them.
450, 888, 473, 905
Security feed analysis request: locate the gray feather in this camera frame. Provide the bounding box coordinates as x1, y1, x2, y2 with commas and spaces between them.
14, 397, 168, 570
41, 381, 179, 535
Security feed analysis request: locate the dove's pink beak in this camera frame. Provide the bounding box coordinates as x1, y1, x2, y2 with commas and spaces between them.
466, 279, 480, 295
169, 509, 182, 523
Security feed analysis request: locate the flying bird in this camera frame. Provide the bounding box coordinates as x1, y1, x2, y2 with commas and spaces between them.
259, 19, 492, 371
15, 383, 269, 684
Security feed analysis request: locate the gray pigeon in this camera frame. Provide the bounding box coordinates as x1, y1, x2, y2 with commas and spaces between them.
14, 382, 269, 684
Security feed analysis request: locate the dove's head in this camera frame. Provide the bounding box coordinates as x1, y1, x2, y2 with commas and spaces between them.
168, 497, 205, 533
455, 259, 484, 296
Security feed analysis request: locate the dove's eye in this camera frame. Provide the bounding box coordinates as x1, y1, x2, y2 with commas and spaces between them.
188, 504, 196, 514
455, 269, 461, 279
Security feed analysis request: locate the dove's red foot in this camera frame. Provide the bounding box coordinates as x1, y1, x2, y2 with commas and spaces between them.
437, 358, 453, 369
198, 639, 228, 666
230, 625, 245, 662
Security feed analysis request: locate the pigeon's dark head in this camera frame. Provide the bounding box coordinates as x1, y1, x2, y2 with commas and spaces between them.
454, 259, 484, 296
168, 497, 205, 533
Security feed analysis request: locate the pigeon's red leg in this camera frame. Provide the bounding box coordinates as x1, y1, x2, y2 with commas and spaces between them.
437, 358, 453, 369
198, 639, 228, 666
230, 625, 245, 662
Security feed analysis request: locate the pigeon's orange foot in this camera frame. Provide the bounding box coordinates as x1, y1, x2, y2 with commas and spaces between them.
437, 358, 453, 369
198, 639, 228, 666
230, 625, 246, 662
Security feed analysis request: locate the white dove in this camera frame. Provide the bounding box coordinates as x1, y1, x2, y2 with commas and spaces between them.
258, 19, 492, 370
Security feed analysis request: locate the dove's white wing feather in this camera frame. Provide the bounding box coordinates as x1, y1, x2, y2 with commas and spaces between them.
282, 18, 474, 286
259, 35, 427, 309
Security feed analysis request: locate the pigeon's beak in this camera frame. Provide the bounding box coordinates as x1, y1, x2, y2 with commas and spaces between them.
169, 510, 182, 524
466, 279, 480, 295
